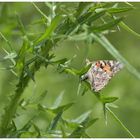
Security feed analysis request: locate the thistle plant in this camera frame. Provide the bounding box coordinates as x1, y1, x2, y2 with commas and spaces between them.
0, 2, 139, 138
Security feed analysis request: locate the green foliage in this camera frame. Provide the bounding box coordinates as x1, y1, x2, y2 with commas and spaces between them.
100, 96, 119, 104
91, 17, 123, 32
0, 2, 139, 138
34, 15, 62, 45
69, 117, 98, 138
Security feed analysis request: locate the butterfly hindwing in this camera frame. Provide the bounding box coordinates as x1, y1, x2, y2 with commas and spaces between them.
81, 60, 123, 92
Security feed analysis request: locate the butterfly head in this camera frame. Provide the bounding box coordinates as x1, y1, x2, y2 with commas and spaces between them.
81, 73, 88, 81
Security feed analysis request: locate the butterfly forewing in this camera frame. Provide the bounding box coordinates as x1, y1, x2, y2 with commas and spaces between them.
81, 60, 123, 92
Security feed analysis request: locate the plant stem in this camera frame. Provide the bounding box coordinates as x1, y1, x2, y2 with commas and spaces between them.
32, 3, 49, 21
0, 42, 52, 137
93, 93, 135, 138
120, 21, 140, 39
0, 63, 38, 137
0, 32, 13, 51
106, 106, 135, 138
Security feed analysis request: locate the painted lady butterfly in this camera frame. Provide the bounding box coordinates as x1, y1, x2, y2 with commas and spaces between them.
81, 59, 123, 92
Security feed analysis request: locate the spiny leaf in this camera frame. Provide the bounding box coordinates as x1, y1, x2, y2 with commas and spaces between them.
69, 119, 88, 138
15, 38, 32, 76
51, 58, 68, 65
100, 96, 119, 104
62, 63, 91, 77
77, 11, 105, 25
77, 82, 82, 96
91, 17, 123, 32
67, 111, 98, 137
69, 117, 98, 138
77, 82, 89, 96
95, 6, 133, 14
85, 118, 99, 128
57, 9, 105, 35
76, 2, 94, 17
51, 91, 64, 109
47, 111, 63, 131
61, 118, 79, 129
87, 11, 105, 24
78, 63, 92, 76
70, 110, 92, 124
64, 68, 78, 76
25, 66, 35, 82
34, 90, 48, 104
34, 15, 61, 45
20, 90, 48, 109
38, 102, 74, 114
9, 117, 35, 138
89, 3, 108, 12
16, 13, 27, 36
49, 102, 74, 114
107, 7, 134, 14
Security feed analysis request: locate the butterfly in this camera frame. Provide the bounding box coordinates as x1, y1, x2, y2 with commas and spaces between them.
81, 59, 123, 92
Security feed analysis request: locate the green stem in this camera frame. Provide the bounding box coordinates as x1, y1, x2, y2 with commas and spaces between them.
120, 21, 140, 39
0, 32, 13, 51
0, 65, 36, 137
32, 3, 49, 21
106, 106, 135, 138
93, 93, 135, 138
0, 42, 52, 137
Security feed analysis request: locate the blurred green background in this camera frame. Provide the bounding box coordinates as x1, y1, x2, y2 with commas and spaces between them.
0, 2, 140, 138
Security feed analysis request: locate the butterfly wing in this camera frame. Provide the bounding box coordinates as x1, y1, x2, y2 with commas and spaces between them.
81, 60, 123, 92
108, 60, 123, 76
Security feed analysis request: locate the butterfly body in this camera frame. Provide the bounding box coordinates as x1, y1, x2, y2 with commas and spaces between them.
81, 60, 123, 92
